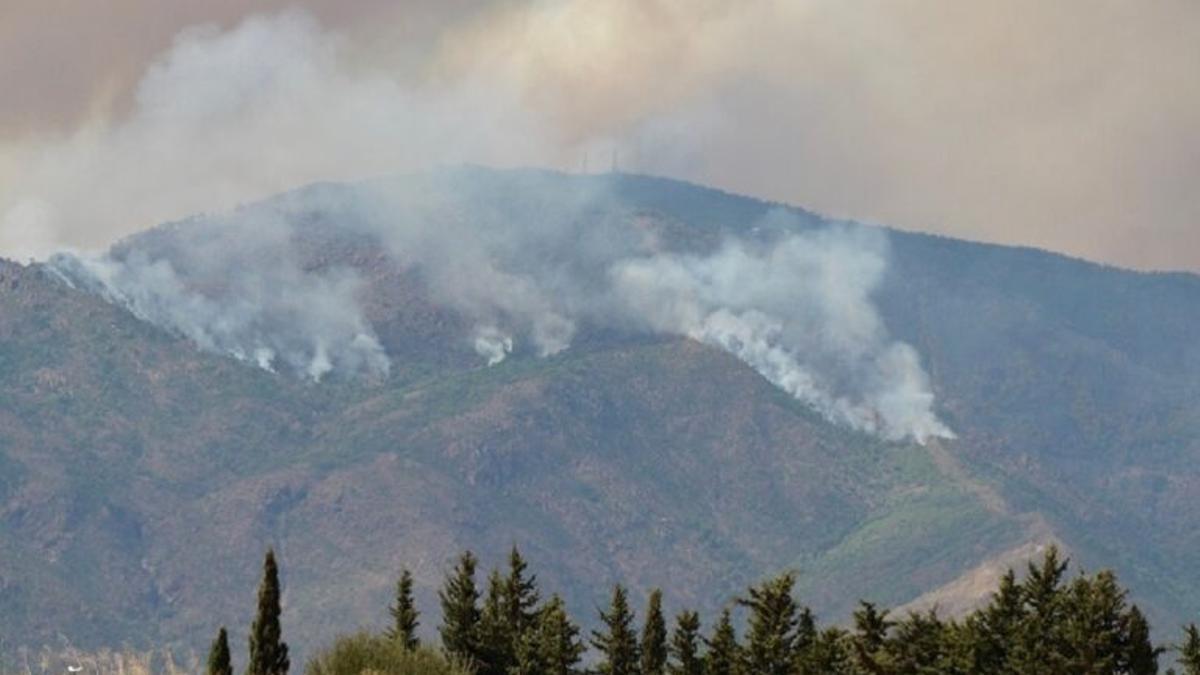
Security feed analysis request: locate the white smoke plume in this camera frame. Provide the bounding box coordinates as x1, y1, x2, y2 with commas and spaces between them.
474, 326, 514, 367
609, 222, 954, 443
47, 211, 389, 381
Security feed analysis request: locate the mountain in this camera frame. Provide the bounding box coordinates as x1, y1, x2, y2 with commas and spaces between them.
1, 167, 1198, 661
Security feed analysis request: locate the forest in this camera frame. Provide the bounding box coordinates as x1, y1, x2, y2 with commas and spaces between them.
214, 546, 1200, 675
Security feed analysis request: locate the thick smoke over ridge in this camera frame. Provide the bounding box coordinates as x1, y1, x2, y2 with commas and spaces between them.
48, 212, 389, 381
12, 10, 952, 442
47, 170, 953, 442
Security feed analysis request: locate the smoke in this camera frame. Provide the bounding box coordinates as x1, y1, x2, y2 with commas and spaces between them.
47, 211, 388, 381
609, 223, 953, 442
6, 9, 952, 442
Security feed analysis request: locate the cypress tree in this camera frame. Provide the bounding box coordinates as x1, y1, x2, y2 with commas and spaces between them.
738, 573, 799, 675
246, 549, 289, 675
207, 627, 233, 675
704, 608, 740, 675
641, 589, 668, 675
593, 584, 641, 675
386, 568, 420, 650
439, 551, 482, 667
1179, 624, 1200, 675
668, 610, 703, 675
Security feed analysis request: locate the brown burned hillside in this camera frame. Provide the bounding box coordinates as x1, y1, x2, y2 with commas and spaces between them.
1, 168, 1200, 660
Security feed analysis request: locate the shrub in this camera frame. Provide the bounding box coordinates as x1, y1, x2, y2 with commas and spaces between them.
305, 632, 470, 675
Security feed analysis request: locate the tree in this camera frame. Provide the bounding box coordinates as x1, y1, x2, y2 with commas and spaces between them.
387, 568, 420, 650
593, 584, 640, 675
887, 610, 948, 674
963, 568, 1024, 671
524, 595, 585, 675
247, 549, 289, 675
738, 573, 799, 675
668, 610, 703, 675
1009, 546, 1069, 675
704, 608, 740, 675
503, 546, 542, 641
1178, 624, 1200, 675
641, 589, 668, 675
478, 568, 513, 675
797, 628, 851, 675
849, 601, 891, 674
439, 551, 482, 668
208, 627, 233, 675
1122, 605, 1160, 675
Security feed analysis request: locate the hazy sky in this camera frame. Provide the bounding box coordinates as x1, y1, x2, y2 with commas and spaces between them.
2, 0, 1197, 271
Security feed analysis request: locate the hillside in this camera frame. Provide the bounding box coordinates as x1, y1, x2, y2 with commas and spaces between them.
1, 168, 1198, 660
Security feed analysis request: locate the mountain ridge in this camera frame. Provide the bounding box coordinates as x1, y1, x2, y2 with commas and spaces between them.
1, 167, 1198, 661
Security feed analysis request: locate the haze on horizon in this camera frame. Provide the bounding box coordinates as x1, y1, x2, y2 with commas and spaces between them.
1, 0, 1197, 271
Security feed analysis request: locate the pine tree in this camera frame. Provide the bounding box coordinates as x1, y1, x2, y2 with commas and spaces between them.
849, 601, 891, 674
503, 546, 542, 642
964, 568, 1024, 671
1123, 605, 1160, 675
887, 610, 948, 673
246, 549, 289, 675
1178, 624, 1200, 675
641, 589, 668, 675
439, 551, 482, 668
207, 627, 233, 675
593, 584, 641, 675
797, 628, 851, 675
738, 573, 799, 675
532, 595, 586, 675
704, 608, 740, 675
1010, 546, 1069, 675
479, 568, 513, 675
387, 568, 420, 650
668, 610, 703, 675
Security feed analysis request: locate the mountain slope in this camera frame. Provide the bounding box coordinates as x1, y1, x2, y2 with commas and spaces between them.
1, 168, 1199, 658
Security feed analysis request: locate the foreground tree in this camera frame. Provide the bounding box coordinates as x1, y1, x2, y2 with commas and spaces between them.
704, 609, 740, 675
387, 568, 420, 650
1179, 624, 1200, 675
247, 549, 289, 675
668, 610, 703, 675
207, 627, 233, 675
504, 546, 542, 641
593, 584, 641, 675
478, 569, 513, 675
439, 551, 482, 668
515, 594, 585, 675
641, 589, 668, 675
738, 572, 800, 675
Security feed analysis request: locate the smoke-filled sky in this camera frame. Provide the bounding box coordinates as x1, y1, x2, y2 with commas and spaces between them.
2, 0, 1198, 270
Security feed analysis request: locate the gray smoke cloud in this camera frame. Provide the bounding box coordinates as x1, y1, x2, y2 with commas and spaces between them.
14, 10, 951, 442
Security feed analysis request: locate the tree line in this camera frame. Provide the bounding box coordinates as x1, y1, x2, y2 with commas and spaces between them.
212, 546, 1200, 675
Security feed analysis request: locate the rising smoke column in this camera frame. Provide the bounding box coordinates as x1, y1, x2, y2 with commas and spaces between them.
608, 217, 954, 443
